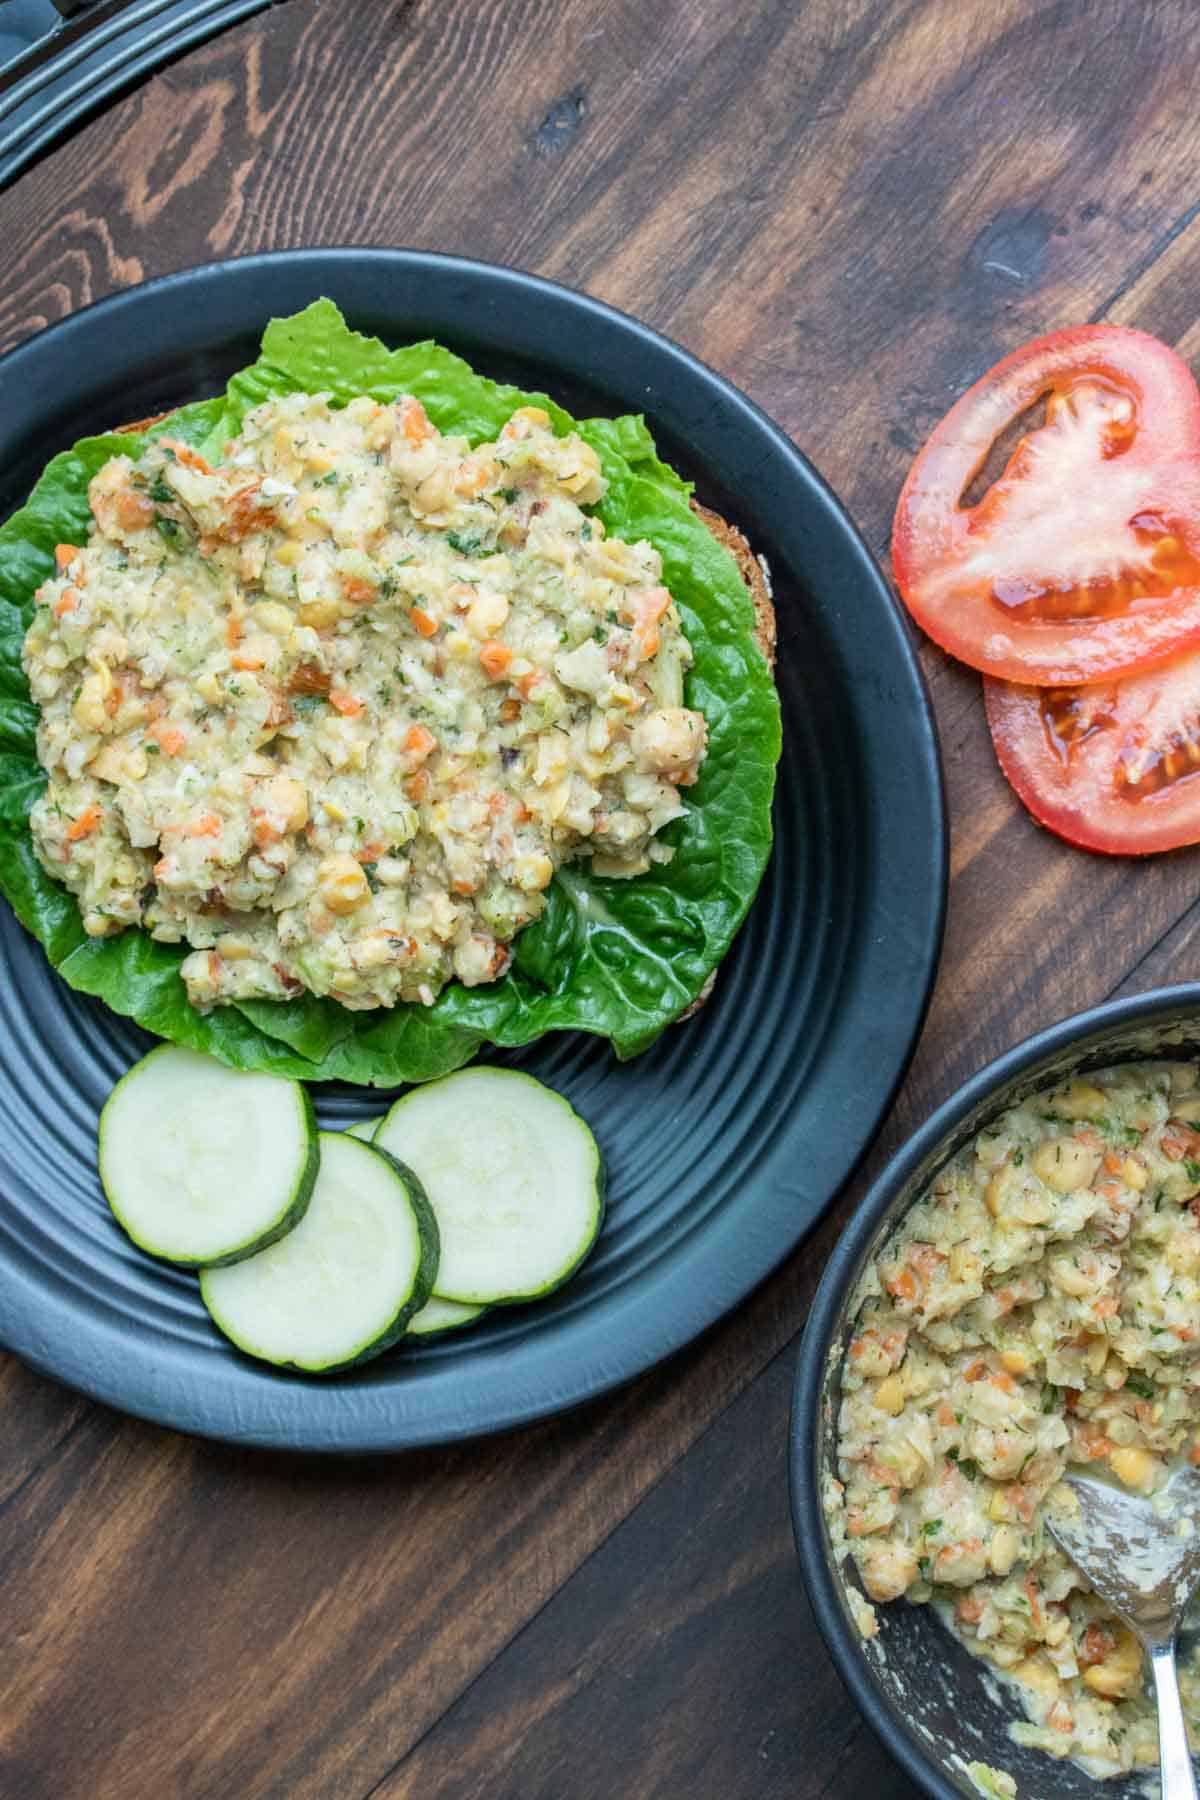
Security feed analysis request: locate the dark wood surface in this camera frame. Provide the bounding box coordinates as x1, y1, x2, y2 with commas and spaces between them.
3, 1, 1200, 1794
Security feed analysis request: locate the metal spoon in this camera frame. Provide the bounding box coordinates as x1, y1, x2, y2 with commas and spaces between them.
1046, 1468, 1200, 1798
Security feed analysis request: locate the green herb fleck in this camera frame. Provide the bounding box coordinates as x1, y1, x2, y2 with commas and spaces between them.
1125, 1371, 1156, 1400
362, 862, 381, 893
1184, 1159, 1200, 1184
446, 529, 489, 558
144, 742, 160, 756
317, 471, 340, 486
1012, 1148, 1024, 1167
500, 487, 519, 504
580, 520, 593, 541
1041, 1383, 1058, 1413
290, 695, 326, 716
148, 479, 175, 505
155, 516, 180, 545
922, 1518, 942, 1537
592, 624, 608, 643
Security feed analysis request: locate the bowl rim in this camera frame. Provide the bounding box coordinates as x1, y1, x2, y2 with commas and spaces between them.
789, 979, 1200, 1798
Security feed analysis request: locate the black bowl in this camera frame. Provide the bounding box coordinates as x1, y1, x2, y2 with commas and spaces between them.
0, 249, 945, 1451
790, 983, 1200, 1797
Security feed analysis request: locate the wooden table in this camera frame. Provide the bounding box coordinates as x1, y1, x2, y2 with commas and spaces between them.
3, 1, 1200, 1793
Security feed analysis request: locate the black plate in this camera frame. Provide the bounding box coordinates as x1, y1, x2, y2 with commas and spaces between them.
0, 250, 946, 1452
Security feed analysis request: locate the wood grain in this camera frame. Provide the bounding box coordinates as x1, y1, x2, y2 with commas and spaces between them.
2, 0, 1200, 1794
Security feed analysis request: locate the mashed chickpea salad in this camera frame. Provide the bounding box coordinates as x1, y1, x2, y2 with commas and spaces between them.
827, 1060, 1200, 1782
0, 301, 780, 1086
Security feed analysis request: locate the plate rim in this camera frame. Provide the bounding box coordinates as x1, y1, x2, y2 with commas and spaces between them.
0, 247, 947, 1451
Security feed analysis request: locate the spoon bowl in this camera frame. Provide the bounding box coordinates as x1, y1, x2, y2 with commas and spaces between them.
1047, 1468, 1200, 1799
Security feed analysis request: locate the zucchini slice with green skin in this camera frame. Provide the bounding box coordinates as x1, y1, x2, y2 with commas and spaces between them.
341, 1123, 483, 1337
374, 1066, 603, 1306
407, 1297, 488, 1337
99, 1045, 318, 1268
200, 1133, 440, 1373
343, 1117, 380, 1142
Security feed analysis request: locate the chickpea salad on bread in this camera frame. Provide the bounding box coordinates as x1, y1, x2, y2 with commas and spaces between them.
25, 393, 708, 1014
828, 1061, 1200, 1782
0, 301, 781, 1085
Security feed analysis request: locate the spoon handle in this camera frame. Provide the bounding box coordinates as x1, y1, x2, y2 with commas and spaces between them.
1150, 1640, 1198, 1800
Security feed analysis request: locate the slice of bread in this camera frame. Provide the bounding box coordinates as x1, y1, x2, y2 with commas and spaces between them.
679, 504, 776, 1021
691, 500, 776, 668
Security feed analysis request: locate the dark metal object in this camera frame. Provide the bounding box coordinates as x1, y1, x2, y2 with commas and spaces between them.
791, 984, 1200, 1799
0, 249, 946, 1453
0, 0, 278, 190
1048, 1471, 1200, 1800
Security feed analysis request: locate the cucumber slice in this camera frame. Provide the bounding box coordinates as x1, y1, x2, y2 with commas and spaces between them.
375, 1067, 603, 1305
200, 1133, 439, 1372
99, 1045, 317, 1268
343, 1118, 381, 1142
407, 1297, 488, 1337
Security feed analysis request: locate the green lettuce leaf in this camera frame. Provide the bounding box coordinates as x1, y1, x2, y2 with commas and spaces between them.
0, 303, 780, 1085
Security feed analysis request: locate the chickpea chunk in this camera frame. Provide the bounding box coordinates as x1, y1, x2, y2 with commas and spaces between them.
1013, 1657, 1061, 1703
631, 707, 707, 776
988, 1526, 1020, 1578
298, 597, 341, 630
72, 667, 114, 733
252, 601, 295, 637
860, 1542, 918, 1604
1032, 1137, 1102, 1193
316, 854, 370, 915
1082, 1625, 1142, 1698
1049, 1080, 1108, 1121
1108, 1446, 1161, 1493
872, 1375, 905, 1416
255, 774, 309, 834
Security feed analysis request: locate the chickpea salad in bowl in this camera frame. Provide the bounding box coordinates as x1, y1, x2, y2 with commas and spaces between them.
0, 301, 780, 1086
827, 1060, 1200, 1783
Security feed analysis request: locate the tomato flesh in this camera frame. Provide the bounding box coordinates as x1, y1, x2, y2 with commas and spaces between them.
985, 653, 1200, 854
892, 326, 1200, 685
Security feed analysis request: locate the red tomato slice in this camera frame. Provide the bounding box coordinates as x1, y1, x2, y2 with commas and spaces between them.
892, 325, 1200, 685
984, 654, 1200, 853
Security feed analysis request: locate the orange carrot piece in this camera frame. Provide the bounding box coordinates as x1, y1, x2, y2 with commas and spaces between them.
159, 439, 213, 475
66, 804, 102, 842
403, 724, 436, 756
340, 576, 376, 607
150, 724, 186, 756
115, 491, 155, 530
185, 812, 222, 838
53, 589, 80, 617
478, 639, 513, 680
409, 606, 438, 637
404, 770, 430, 803
399, 396, 432, 446
329, 690, 365, 717
231, 652, 265, 672
54, 544, 79, 570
